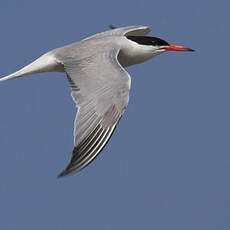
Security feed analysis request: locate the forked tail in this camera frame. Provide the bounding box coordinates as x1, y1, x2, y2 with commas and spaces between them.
0, 52, 63, 82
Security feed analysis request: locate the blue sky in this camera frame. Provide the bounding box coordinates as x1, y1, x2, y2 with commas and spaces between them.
0, 0, 229, 229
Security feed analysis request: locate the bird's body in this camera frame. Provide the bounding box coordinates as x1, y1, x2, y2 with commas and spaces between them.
53, 36, 155, 67
0, 26, 194, 177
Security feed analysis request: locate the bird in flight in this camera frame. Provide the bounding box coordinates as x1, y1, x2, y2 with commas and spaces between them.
0, 26, 194, 177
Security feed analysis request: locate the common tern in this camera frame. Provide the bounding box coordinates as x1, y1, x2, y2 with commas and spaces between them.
0, 26, 194, 177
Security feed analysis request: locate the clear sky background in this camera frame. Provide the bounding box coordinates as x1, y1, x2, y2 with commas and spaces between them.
0, 0, 229, 229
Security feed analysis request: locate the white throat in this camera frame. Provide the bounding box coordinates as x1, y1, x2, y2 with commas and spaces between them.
118, 37, 165, 67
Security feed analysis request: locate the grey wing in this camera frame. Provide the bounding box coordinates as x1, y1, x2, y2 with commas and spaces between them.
84, 25, 150, 41
58, 49, 131, 177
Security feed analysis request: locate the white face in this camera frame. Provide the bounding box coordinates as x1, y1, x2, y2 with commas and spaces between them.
153, 46, 168, 54
142, 45, 167, 59
119, 40, 168, 67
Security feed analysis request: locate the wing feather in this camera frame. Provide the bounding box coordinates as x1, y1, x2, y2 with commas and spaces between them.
58, 50, 130, 177
83, 25, 150, 41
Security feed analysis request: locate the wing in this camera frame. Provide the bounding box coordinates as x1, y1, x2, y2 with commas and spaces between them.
58, 49, 131, 177
84, 25, 150, 41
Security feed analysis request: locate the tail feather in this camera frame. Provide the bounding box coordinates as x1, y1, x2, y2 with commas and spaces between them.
0, 52, 63, 82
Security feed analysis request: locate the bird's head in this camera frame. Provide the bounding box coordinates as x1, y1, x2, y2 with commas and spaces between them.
126, 36, 194, 54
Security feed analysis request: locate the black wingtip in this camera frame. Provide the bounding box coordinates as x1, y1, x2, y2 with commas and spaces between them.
57, 172, 65, 178
109, 25, 116, 30
57, 168, 70, 178
57, 162, 79, 178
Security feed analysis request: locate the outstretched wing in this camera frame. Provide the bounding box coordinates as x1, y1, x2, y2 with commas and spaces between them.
84, 25, 150, 41
58, 49, 131, 177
